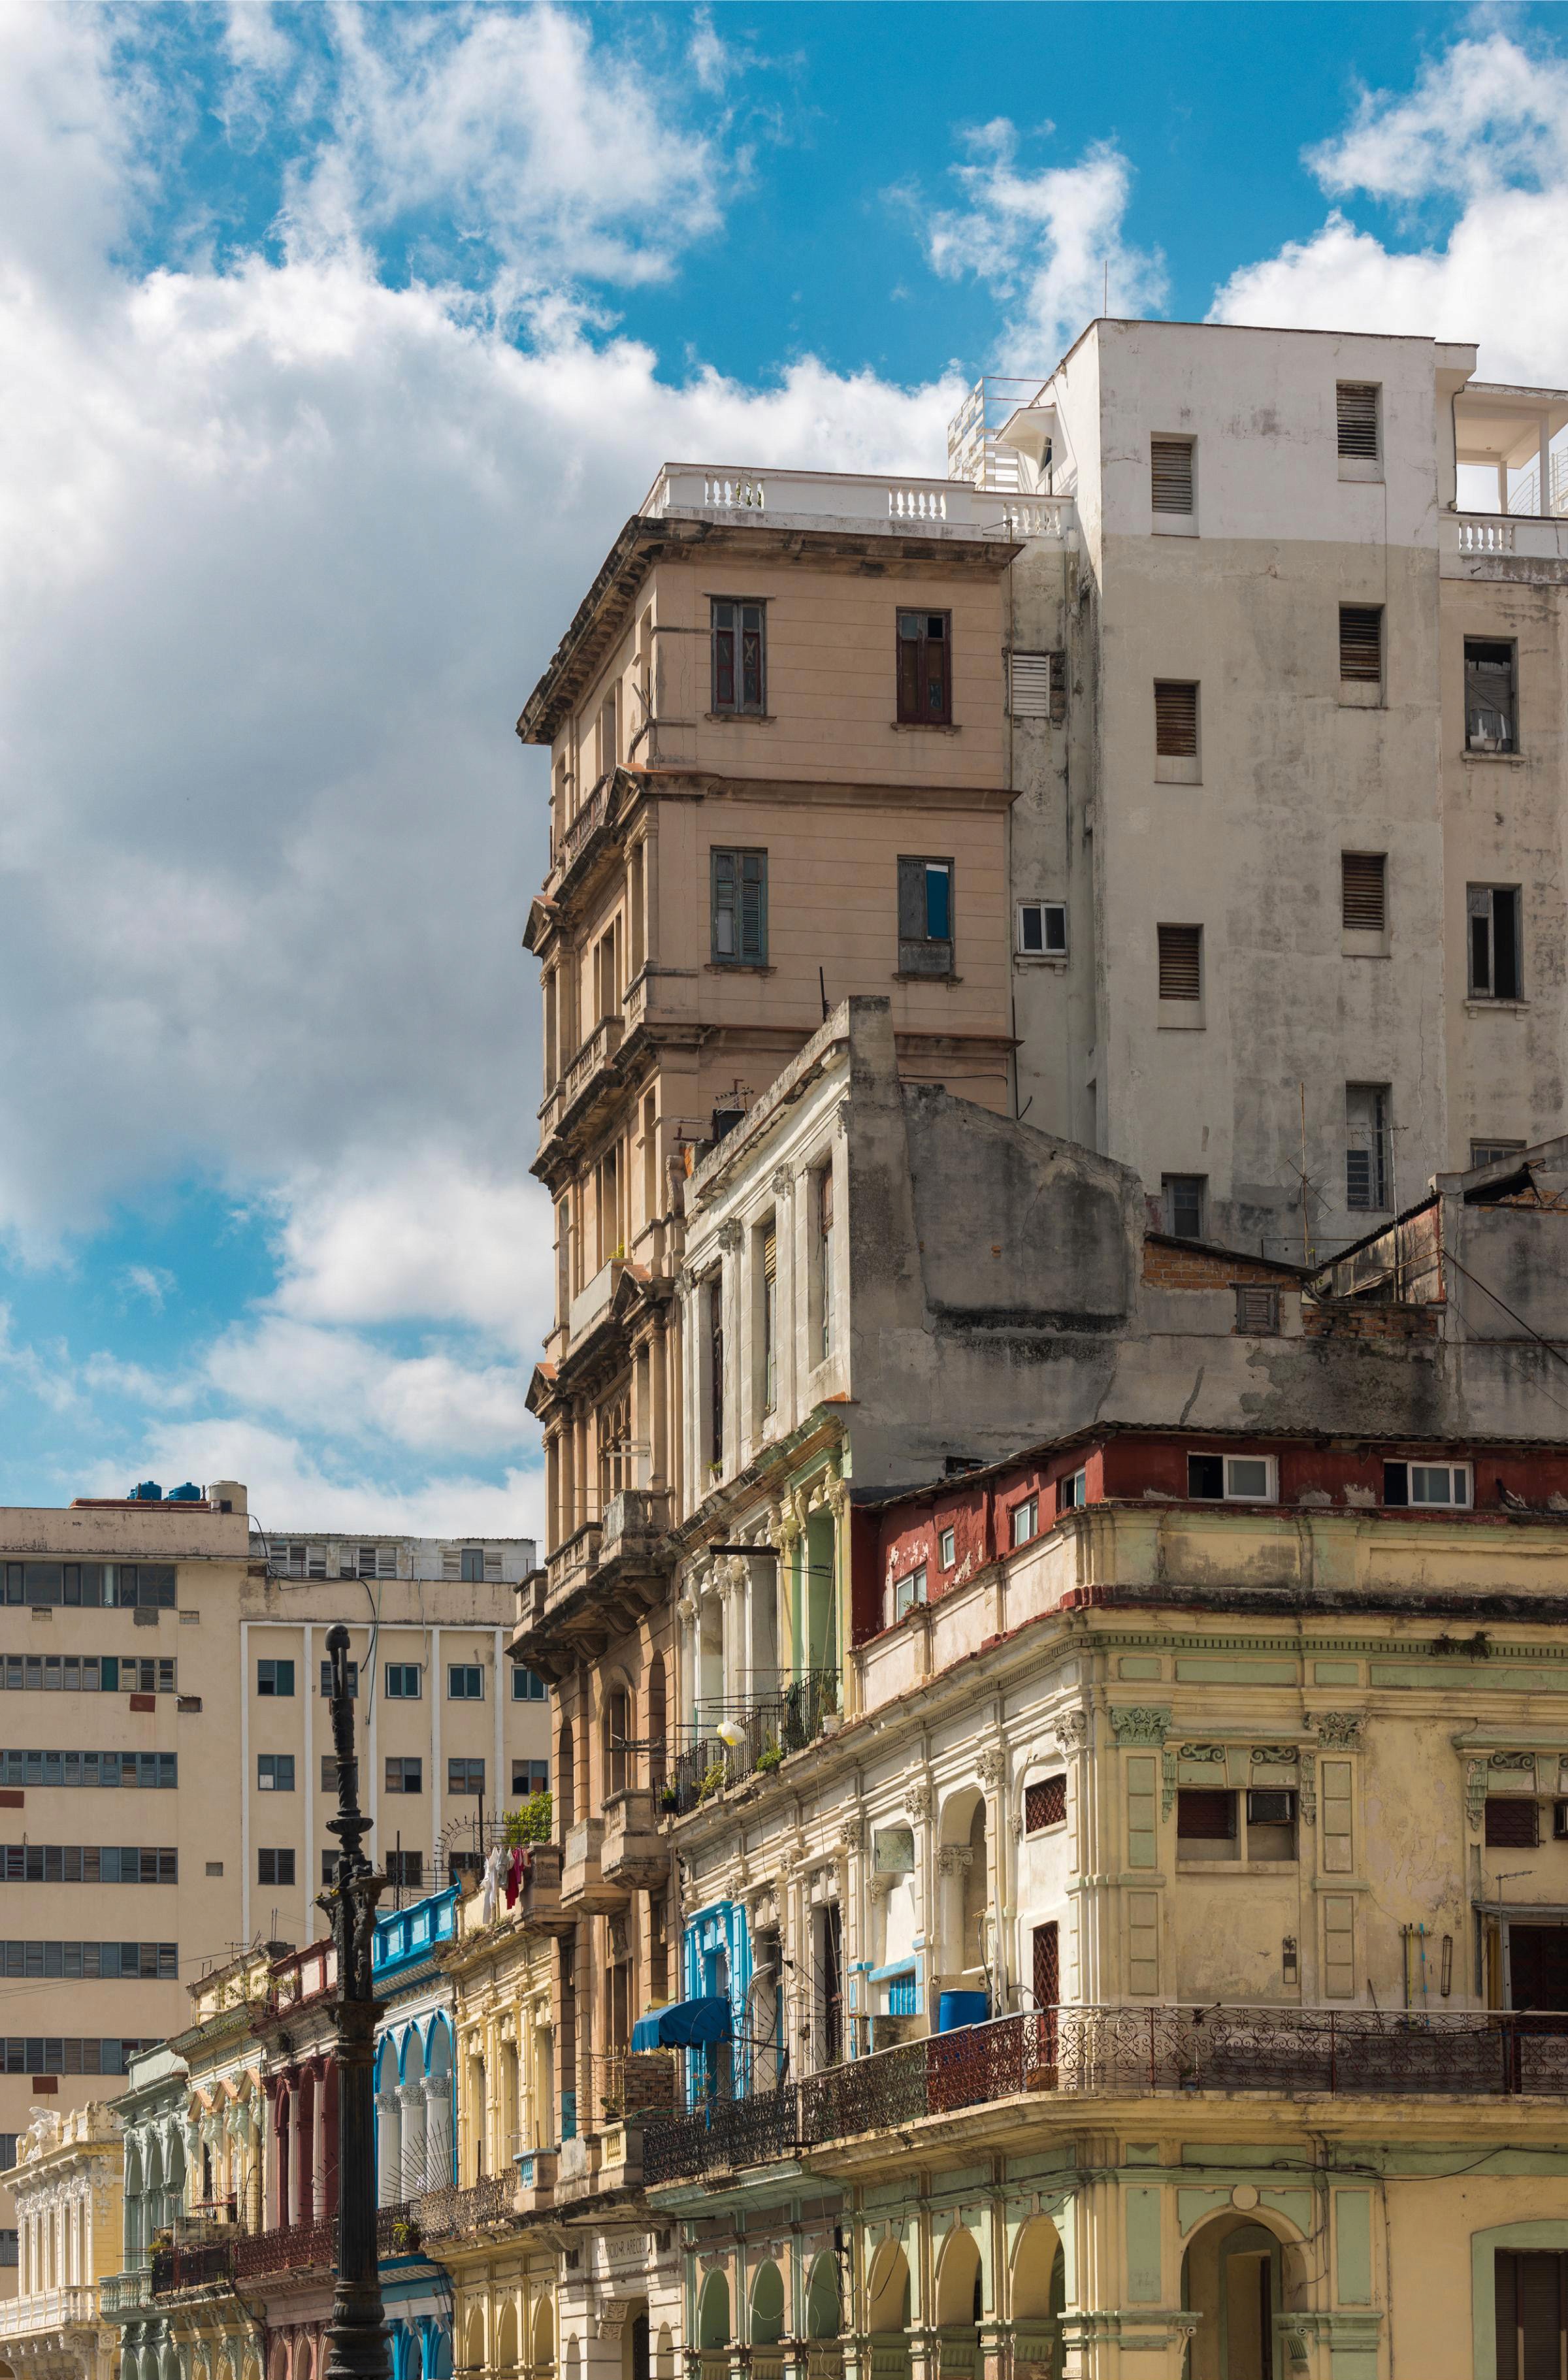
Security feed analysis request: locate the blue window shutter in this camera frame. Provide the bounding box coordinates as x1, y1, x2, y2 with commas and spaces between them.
740, 854, 767, 961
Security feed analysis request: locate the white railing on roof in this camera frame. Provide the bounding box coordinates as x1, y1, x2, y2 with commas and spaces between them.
1446, 512, 1568, 566
1459, 517, 1514, 555
644, 464, 1075, 544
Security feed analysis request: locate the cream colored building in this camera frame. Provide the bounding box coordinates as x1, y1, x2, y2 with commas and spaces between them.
0, 1485, 541, 2285
0, 2105, 122, 2380
967, 319, 1568, 1256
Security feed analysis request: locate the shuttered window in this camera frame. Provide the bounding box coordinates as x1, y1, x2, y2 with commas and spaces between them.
898, 856, 955, 975
1495, 2249, 1568, 2380
1154, 681, 1198, 756
1233, 1284, 1281, 1335
711, 849, 768, 965
1157, 924, 1202, 1000
1339, 605, 1383, 683
1008, 651, 1053, 717
711, 600, 766, 714
1151, 438, 1194, 513
1336, 382, 1380, 459
896, 611, 951, 723
760, 1221, 777, 1414
1341, 853, 1386, 932
1177, 1789, 1235, 1840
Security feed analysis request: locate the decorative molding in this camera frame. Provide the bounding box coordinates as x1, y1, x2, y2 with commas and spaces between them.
1178, 1742, 1227, 1765
977, 1746, 1007, 1789
936, 1846, 973, 1880
1160, 1749, 1178, 1819
1109, 1706, 1170, 1748
1309, 1711, 1364, 1748
1250, 1745, 1299, 1768
1299, 1750, 1317, 1828
1054, 1710, 1090, 1754
1490, 1750, 1537, 1775
906, 1778, 935, 1823
1466, 1758, 1489, 1834
716, 1220, 743, 1255
770, 1166, 794, 1201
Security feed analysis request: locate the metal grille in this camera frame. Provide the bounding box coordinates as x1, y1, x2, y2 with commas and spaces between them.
1336, 382, 1380, 459
1339, 606, 1383, 683
1342, 853, 1386, 932
1008, 652, 1053, 719
1154, 681, 1198, 756
1024, 1776, 1066, 1832
1150, 438, 1194, 513
1157, 924, 1201, 1002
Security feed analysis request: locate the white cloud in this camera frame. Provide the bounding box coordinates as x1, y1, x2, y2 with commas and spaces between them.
1211, 33, 1568, 383
924, 122, 1166, 367
201, 1314, 533, 1456
119, 1264, 175, 1312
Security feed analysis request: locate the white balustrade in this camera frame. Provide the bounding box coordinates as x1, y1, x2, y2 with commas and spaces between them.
645, 461, 1077, 546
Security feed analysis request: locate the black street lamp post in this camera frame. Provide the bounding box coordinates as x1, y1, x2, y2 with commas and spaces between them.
320, 1621, 390, 2380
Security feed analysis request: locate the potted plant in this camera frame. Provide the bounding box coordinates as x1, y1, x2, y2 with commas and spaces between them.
757, 1741, 783, 1774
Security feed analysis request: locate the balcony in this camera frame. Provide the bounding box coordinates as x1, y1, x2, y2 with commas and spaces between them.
99, 2270, 153, 2318
0, 2287, 101, 2336
668, 1671, 841, 1815
265, 1938, 336, 2014
514, 1497, 674, 1677
1443, 510, 1568, 579
600, 1486, 671, 1568
642, 2004, 1568, 2185
416, 2172, 521, 2241
561, 1814, 622, 1912
644, 463, 1076, 549
602, 1786, 666, 1887
517, 1840, 573, 1934
150, 2236, 238, 2296
546, 770, 632, 902
544, 1019, 626, 1158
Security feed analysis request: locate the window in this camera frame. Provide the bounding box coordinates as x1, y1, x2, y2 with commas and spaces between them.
1494, 2248, 1568, 2377
938, 1527, 956, 1569
1486, 1797, 1540, 1849
709, 846, 769, 968
1335, 382, 1380, 460
1339, 604, 1383, 684
448, 1666, 483, 1701
1246, 1788, 1298, 1860
1472, 1140, 1526, 1171
0, 1847, 176, 1883
321, 1849, 340, 1887
897, 855, 955, 976
1177, 1788, 1237, 1857
891, 1567, 926, 1622
1383, 1460, 1471, 1508
355, 1545, 397, 1579
1233, 1284, 1281, 1336
385, 1850, 424, 1890
459, 1547, 485, 1583
711, 598, 766, 715
760, 1219, 777, 1413
1163, 1174, 1206, 1241
1011, 1497, 1038, 1548
1187, 1453, 1276, 1503
0, 2136, 14, 2170
385, 1664, 421, 1700
896, 610, 951, 724
256, 1755, 294, 1793
1465, 638, 1516, 751
1469, 886, 1523, 1000
1154, 681, 1198, 760
1157, 924, 1201, 1003
707, 1273, 725, 1467
1017, 900, 1067, 957
1007, 650, 1065, 721
256, 1660, 293, 1698
1345, 1083, 1390, 1211
1150, 435, 1195, 515
817, 1167, 836, 1365
257, 1849, 295, 1887
1059, 1467, 1087, 1511
1024, 1775, 1067, 1832
512, 1759, 549, 1797
448, 1757, 486, 1798
512, 1668, 547, 1702
385, 1757, 423, 1795
1342, 853, 1386, 934
0, 2232, 16, 2268
318, 1661, 357, 1697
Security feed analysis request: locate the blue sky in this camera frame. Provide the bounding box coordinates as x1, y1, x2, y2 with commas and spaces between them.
4, 1, 1568, 1542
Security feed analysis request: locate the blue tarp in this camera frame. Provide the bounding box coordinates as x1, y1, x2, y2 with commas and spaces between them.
630, 1996, 734, 2051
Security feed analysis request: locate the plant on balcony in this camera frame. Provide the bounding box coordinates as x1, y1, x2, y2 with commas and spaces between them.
659, 1784, 679, 1812
389, 2215, 421, 2253
505, 1791, 553, 1846
757, 1740, 783, 1774
696, 1761, 727, 1802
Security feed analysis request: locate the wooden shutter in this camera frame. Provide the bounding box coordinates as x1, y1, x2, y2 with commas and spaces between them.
711, 600, 736, 710
1032, 1921, 1060, 2008
1158, 924, 1201, 1000
761, 1222, 777, 1283
1126, 1893, 1160, 1997
1336, 382, 1379, 459
1321, 1761, 1354, 1872
1009, 651, 1053, 717
1339, 606, 1383, 682
1341, 853, 1386, 931
1154, 681, 1198, 756
1176, 1788, 1235, 1840
739, 851, 766, 961
711, 849, 737, 960
1150, 438, 1194, 513
1321, 1894, 1356, 1999
896, 613, 922, 721
819, 1168, 833, 1233
1233, 1284, 1281, 1335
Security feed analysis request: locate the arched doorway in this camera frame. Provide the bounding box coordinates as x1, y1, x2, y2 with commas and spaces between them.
1182, 2213, 1299, 2380
934, 2228, 982, 2380
750, 2262, 785, 2380
866, 2243, 911, 2380
697, 2272, 731, 2380
531, 2298, 555, 2380
1010, 2216, 1064, 2377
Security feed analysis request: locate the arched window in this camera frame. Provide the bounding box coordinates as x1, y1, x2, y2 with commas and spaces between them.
558, 1722, 575, 1833
606, 1686, 633, 1797
647, 1656, 667, 1790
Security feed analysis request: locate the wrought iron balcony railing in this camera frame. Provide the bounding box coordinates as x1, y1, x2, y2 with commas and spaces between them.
416, 2171, 519, 2239
643, 2004, 1568, 2184
667, 1672, 840, 1814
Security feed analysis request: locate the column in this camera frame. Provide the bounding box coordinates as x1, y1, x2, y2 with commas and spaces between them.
398, 2081, 428, 2206
1539, 416, 1552, 517
312, 2074, 328, 2221
287, 2091, 304, 2227
424, 2072, 453, 2193
377, 2087, 402, 2209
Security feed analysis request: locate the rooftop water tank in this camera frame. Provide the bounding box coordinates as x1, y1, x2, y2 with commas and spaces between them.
130, 1480, 163, 1503
938, 1989, 990, 2033
167, 1482, 202, 1503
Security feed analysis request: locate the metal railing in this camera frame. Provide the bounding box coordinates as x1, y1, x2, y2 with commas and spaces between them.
643, 2004, 1568, 2183
668, 1672, 840, 1813
150, 2236, 239, 2294
416, 2172, 518, 2239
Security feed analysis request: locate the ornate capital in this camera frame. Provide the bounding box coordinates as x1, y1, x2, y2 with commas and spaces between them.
1054, 1710, 1090, 1754
825, 1471, 848, 1519
716, 1220, 743, 1255
1309, 1710, 1364, 1748
1109, 1706, 1170, 1747
906, 1778, 934, 1823
936, 1846, 973, 1879
771, 1166, 794, 1200
676, 1591, 699, 1625
977, 1746, 1006, 1789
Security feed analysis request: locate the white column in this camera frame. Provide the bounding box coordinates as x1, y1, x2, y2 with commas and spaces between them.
1539, 416, 1552, 517
398, 2081, 427, 2206
376, 2089, 402, 2209
1499, 459, 1510, 516
425, 2072, 453, 2193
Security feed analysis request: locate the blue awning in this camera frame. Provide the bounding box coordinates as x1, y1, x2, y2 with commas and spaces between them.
630, 1997, 734, 2052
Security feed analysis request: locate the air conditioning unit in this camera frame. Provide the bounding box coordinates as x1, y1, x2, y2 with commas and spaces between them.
1247, 1789, 1296, 1826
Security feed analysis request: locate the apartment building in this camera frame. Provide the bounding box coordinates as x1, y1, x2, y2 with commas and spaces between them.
0, 2102, 123, 2380
968, 319, 1568, 1256
0, 1484, 541, 2289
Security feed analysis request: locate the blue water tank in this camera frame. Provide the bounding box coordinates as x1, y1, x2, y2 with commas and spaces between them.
130, 1480, 163, 1503
167, 1482, 202, 1503
938, 1990, 990, 2033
